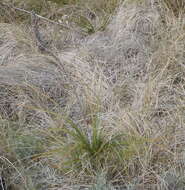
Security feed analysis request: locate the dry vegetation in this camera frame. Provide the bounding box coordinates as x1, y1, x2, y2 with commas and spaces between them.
0, 0, 185, 189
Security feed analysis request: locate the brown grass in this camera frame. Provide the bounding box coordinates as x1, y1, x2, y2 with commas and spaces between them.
0, 0, 185, 189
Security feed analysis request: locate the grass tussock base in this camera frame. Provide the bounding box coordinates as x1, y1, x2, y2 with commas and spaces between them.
0, 0, 185, 189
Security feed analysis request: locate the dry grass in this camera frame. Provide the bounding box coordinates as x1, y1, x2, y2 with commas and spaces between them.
0, 0, 185, 189
163, 0, 185, 16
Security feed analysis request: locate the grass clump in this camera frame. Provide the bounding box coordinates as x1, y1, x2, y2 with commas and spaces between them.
35, 112, 151, 185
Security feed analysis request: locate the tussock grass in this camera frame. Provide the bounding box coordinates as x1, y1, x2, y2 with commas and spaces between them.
0, 0, 185, 189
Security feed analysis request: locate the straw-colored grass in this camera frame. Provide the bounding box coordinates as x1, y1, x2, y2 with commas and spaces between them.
0, 0, 185, 189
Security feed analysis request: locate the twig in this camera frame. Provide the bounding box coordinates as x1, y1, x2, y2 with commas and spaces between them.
30, 10, 69, 83
0, 1, 87, 119
29, 11, 85, 115
31, 10, 49, 52
0, 2, 86, 35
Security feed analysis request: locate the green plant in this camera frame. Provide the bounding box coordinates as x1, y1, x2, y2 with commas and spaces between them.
37, 113, 148, 183
72, 15, 95, 34
14, 134, 43, 160
43, 115, 122, 173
